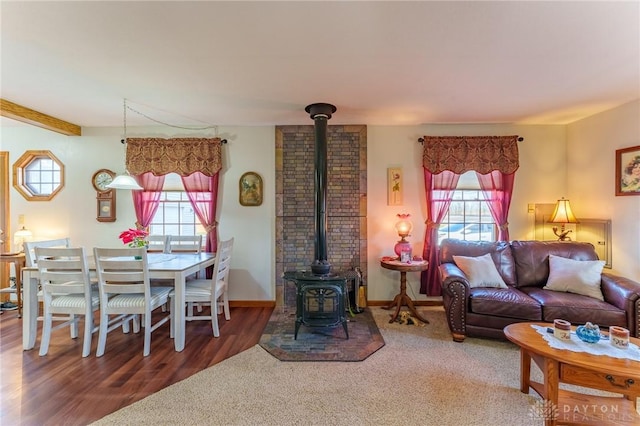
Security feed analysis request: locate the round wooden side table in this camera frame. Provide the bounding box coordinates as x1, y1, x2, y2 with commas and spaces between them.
380, 258, 429, 324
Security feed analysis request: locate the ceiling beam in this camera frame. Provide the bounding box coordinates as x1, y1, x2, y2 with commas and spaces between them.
0, 99, 81, 136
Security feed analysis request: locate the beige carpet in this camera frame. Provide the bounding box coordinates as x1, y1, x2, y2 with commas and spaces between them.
91, 307, 574, 425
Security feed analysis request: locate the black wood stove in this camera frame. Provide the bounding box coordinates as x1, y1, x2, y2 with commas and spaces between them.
285, 103, 348, 340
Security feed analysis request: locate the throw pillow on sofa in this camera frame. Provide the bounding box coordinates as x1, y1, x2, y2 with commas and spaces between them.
543, 254, 605, 301
452, 253, 508, 288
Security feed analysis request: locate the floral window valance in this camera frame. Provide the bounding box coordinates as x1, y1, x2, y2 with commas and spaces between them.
422, 135, 520, 174
126, 137, 223, 177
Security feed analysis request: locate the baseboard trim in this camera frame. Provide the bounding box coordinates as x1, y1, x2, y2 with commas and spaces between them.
229, 300, 276, 308
366, 299, 444, 307
229, 300, 443, 309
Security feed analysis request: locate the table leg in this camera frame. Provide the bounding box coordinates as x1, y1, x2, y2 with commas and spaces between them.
542, 358, 559, 426
519, 348, 531, 393
22, 270, 38, 350
381, 271, 430, 324
173, 271, 185, 352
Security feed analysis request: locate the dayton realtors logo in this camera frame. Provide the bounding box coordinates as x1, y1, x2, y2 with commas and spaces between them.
529, 400, 636, 423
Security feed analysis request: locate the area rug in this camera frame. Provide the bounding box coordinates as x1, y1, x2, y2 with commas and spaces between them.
258, 307, 385, 361
92, 307, 558, 426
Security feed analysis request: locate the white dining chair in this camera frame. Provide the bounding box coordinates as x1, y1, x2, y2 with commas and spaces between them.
35, 246, 99, 357
93, 247, 172, 357
147, 235, 170, 253
170, 237, 234, 339
24, 238, 72, 267
167, 235, 205, 312
167, 235, 203, 254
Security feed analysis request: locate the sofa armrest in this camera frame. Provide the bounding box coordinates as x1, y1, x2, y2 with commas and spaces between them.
601, 272, 640, 337
439, 263, 472, 341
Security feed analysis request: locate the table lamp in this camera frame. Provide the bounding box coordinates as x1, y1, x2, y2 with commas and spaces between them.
394, 213, 412, 259
549, 198, 578, 241
13, 226, 32, 253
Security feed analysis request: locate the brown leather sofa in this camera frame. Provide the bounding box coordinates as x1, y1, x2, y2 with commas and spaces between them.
439, 239, 640, 342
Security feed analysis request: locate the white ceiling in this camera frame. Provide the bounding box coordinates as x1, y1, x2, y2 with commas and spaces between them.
1, 1, 639, 128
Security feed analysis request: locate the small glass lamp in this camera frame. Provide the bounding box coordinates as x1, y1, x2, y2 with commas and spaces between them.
13, 226, 33, 253
394, 213, 413, 259
549, 198, 579, 241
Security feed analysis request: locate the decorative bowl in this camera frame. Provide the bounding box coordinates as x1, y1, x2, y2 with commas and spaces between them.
576, 322, 601, 343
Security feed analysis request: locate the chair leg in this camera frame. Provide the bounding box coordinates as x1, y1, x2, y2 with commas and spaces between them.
82, 311, 93, 358
223, 293, 230, 321
211, 297, 220, 338
143, 310, 152, 356
96, 313, 108, 357
169, 299, 175, 339
69, 314, 79, 339
133, 315, 140, 333
39, 311, 53, 356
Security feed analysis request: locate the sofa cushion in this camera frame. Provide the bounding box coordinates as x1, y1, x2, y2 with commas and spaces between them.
453, 253, 508, 288
439, 239, 517, 286
511, 241, 599, 288
521, 287, 627, 327
543, 255, 605, 301
469, 287, 541, 320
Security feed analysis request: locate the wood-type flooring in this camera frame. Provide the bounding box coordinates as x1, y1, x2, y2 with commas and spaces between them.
0, 306, 273, 425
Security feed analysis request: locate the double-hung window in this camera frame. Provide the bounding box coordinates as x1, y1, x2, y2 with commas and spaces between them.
148, 174, 206, 238
437, 171, 496, 244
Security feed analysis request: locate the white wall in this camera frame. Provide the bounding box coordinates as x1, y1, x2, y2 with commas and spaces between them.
567, 100, 640, 280
366, 124, 567, 301
3, 103, 638, 303
1, 124, 276, 302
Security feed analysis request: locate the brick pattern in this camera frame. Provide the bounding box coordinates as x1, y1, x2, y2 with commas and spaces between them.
275, 125, 367, 308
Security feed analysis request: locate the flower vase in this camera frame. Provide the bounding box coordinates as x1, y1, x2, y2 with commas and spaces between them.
134, 244, 148, 260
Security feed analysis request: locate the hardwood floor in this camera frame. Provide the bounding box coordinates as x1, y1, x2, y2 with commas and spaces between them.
0, 306, 273, 426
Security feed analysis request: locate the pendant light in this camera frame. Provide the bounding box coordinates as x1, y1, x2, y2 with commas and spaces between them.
106, 99, 143, 190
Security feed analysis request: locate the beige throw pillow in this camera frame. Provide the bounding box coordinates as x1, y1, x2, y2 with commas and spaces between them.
543, 254, 605, 301
452, 253, 508, 288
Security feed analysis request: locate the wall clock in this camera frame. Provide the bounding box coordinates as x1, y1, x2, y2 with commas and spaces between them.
91, 169, 116, 222
92, 169, 114, 192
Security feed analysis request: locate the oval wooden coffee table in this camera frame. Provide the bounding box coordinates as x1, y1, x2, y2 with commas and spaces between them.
504, 322, 640, 426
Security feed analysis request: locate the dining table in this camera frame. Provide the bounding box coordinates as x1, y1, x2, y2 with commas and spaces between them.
21, 251, 216, 352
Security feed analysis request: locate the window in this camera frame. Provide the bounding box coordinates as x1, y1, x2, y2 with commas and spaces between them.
437, 172, 496, 244
13, 150, 65, 201
148, 174, 206, 239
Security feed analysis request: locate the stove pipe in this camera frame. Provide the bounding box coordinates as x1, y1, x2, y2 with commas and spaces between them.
305, 103, 337, 276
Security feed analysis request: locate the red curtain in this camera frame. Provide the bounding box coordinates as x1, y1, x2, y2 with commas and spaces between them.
420, 135, 520, 295
420, 170, 459, 296
132, 172, 165, 229
181, 172, 220, 254
125, 138, 223, 254
476, 170, 516, 241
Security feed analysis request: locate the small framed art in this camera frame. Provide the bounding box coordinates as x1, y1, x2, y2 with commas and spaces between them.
615, 145, 640, 196
239, 171, 263, 206
387, 167, 402, 206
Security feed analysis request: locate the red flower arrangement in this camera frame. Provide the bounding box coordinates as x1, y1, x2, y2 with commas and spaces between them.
118, 228, 149, 248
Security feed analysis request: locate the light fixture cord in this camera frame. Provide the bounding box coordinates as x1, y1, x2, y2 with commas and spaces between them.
125, 101, 218, 133
123, 99, 128, 142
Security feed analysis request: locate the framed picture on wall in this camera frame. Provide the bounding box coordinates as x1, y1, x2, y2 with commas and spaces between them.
615, 145, 640, 196
387, 167, 402, 206
239, 171, 263, 206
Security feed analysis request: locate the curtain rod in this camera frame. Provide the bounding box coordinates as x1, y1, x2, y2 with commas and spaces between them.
417, 136, 523, 145
120, 138, 227, 144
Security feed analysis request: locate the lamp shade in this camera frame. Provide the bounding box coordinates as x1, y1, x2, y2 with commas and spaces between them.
549, 198, 578, 224
13, 226, 33, 252
395, 213, 413, 238
106, 173, 142, 190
